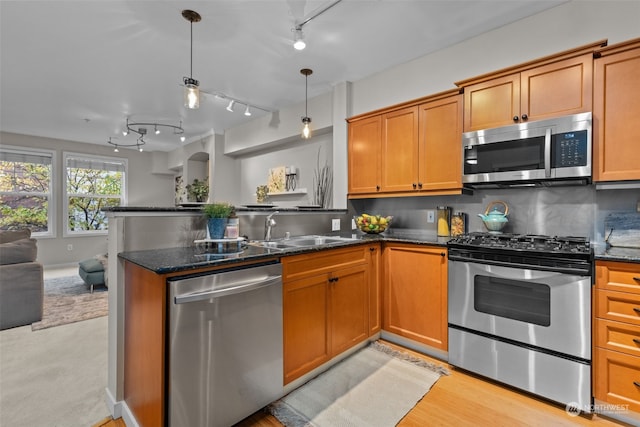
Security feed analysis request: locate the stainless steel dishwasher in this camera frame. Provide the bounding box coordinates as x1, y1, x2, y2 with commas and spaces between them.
168, 262, 283, 427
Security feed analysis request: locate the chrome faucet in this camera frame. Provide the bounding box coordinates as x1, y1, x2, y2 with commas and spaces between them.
264, 211, 279, 241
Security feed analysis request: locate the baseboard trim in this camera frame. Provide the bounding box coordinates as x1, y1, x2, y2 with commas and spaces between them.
105, 388, 138, 427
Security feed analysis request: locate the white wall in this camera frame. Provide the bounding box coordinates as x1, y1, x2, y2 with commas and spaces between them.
350, 1, 640, 115
1, 131, 175, 266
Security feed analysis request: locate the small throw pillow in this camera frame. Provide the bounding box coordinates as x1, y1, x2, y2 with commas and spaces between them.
0, 238, 38, 265
0, 229, 31, 244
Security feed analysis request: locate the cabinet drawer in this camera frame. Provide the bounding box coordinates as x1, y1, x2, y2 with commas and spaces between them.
283, 245, 367, 281
596, 289, 640, 326
594, 347, 640, 412
596, 261, 640, 294
596, 318, 640, 357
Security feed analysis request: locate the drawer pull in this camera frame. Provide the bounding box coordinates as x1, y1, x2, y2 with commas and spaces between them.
634, 277, 640, 282
634, 339, 640, 345
634, 381, 640, 388
635, 308, 640, 314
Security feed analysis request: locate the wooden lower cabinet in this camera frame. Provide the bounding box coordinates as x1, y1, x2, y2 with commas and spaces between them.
383, 243, 448, 351
367, 244, 382, 335
282, 246, 371, 384
594, 260, 640, 414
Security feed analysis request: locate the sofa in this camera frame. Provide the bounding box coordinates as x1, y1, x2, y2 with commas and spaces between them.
0, 229, 43, 330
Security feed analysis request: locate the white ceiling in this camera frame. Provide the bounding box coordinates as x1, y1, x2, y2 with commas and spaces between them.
0, 0, 565, 152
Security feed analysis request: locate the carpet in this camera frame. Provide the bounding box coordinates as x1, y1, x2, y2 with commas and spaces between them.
269, 341, 449, 427
31, 275, 108, 331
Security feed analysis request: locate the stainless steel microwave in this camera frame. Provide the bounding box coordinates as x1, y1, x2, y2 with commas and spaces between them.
462, 112, 592, 188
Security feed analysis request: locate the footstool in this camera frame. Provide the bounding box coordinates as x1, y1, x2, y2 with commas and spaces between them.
78, 258, 105, 293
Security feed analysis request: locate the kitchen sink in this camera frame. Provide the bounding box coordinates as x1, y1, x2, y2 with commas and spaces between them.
250, 235, 357, 250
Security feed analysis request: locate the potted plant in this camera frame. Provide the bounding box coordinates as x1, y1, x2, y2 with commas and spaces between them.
186, 178, 209, 203
202, 202, 234, 239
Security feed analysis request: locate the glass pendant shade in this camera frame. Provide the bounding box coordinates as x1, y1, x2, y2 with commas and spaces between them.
302, 117, 312, 139
184, 83, 200, 109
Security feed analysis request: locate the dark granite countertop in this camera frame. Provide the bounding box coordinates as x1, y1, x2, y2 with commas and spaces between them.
103, 206, 347, 214
118, 230, 448, 274
594, 244, 640, 264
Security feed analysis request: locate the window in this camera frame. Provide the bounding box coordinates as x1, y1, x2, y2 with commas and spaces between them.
64, 152, 127, 235
0, 147, 55, 237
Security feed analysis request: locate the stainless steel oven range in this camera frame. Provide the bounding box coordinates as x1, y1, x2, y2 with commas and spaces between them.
447, 233, 593, 410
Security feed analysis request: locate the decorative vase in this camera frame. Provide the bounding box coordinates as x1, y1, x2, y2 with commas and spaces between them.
207, 218, 228, 239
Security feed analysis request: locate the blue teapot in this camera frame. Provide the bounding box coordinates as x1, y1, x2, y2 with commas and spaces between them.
478, 201, 509, 233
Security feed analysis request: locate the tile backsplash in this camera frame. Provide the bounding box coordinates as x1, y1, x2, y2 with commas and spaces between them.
350, 186, 640, 243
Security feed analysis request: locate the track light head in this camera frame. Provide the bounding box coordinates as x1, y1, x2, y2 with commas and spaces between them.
293, 27, 306, 50
244, 105, 252, 116
226, 100, 235, 112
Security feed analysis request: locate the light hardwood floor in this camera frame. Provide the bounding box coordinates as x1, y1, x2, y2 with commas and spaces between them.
97, 341, 632, 427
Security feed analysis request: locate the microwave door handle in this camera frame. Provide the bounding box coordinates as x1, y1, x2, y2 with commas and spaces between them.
544, 128, 552, 178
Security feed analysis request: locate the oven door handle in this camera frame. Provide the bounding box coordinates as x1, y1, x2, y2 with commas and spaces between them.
448, 254, 591, 276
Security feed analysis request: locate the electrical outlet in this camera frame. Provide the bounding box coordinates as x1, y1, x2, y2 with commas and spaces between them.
67, 244, 73, 251
351, 218, 357, 230
332, 218, 341, 231
426, 210, 435, 223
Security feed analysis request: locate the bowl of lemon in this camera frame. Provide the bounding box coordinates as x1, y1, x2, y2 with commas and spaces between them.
354, 214, 392, 234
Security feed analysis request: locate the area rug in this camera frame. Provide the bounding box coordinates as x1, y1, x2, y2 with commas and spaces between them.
31, 275, 108, 331
269, 341, 449, 427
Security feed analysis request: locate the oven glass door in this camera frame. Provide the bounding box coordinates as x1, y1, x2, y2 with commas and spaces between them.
448, 260, 591, 359
474, 275, 550, 327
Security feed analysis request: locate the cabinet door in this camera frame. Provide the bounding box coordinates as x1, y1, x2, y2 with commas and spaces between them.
348, 115, 382, 194
329, 264, 369, 356
367, 244, 382, 335
521, 53, 593, 122
595, 347, 640, 413
463, 73, 520, 132
418, 94, 463, 191
283, 274, 330, 384
594, 45, 640, 182
381, 106, 419, 192
383, 244, 448, 350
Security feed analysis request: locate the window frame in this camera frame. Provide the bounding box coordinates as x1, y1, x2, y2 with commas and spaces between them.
0, 145, 56, 238
62, 151, 127, 237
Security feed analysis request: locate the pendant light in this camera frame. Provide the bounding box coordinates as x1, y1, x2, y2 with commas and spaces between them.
182, 10, 201, 109
300, 68, 313, 139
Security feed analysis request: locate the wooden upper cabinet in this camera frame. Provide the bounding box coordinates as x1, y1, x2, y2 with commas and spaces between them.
462, 73, 520, 132
381, 106, 419, 192
419, 94, 463, 191
457, 40, 605, 132
593, 38, 640, 182
348, 115, 382, 194
462, 54, 593, 132
347, 89, 463, 198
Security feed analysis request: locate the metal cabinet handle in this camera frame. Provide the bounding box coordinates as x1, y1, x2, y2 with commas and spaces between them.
376, 185, 380, 191
521, 114, 528, 121
328, 277, 339, 283
412, 183, 417, 189
634, 308, 640, 314
633, 339, 640, 345
369, 247, 376, 252
440, 252, 446, 257
418, 182, 423, 189
513, 116, 519, 122
634, 381, 640, 388
634, 277, 640, 282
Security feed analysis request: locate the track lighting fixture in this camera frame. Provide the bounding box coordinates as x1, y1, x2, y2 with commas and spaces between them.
291, 0, 343, 51
226, 100, 235, 112
182, 10, 201, 109
300, 68, 313, 139
293, 27, 306, 50
244, 105, 252, 116
108, 118, 185, 151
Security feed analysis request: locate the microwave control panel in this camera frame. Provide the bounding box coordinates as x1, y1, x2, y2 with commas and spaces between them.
552, 130, 588, 168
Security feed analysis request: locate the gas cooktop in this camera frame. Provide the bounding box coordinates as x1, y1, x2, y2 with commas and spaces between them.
448, 232, 592, 256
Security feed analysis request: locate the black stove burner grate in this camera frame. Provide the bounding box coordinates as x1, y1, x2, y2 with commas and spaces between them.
448, 232, 591, 256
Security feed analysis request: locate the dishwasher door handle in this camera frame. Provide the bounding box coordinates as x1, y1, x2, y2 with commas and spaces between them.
174, 275, 282, 304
